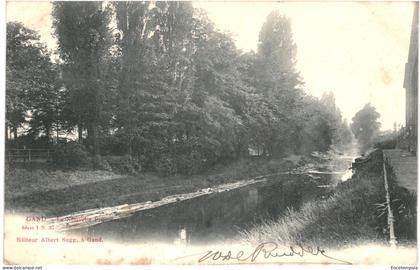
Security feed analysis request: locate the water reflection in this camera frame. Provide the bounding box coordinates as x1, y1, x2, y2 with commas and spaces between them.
340, 168, 354, 182
81, 175, 330, 244
174, 227, 188, 245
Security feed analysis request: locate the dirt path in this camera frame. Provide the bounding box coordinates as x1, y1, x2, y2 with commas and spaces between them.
383, 149, 417, 193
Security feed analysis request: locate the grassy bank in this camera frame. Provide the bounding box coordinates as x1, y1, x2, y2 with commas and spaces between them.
5, 168, 123, 199
6, 155, 300, 195
5, 155, 312, 216
240, 150, 398, 248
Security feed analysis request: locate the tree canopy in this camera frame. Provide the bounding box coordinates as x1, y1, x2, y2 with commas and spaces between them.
6, 22, 60, 145
351, 103, 381, 151
6, 3, 354, 174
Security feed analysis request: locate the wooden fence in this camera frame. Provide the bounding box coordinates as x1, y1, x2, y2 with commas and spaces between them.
6, 148, 54, 163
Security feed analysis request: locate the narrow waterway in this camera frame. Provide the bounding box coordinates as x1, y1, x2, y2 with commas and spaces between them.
68, 151, 357, 245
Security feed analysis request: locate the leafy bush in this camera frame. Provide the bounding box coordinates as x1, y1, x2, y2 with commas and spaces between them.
154, 154, 178, 176
176, 150, 207, 175
374, 138, 397, 149
104, 155, 141, 174
98, 136, 128, 156
51, 142, 90, 168
91, 155, 112, 171
152, 149, 209, 176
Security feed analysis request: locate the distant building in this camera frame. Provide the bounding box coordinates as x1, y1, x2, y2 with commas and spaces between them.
403, 3, 418, 154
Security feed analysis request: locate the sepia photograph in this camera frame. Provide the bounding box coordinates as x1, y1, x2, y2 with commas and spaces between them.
3, 0, 418, 267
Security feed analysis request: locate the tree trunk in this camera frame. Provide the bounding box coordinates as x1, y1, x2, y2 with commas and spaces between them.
13, 126, 18, 141
128, 129, 133, 158
45, 126, 51, 146
56, 123, 59, 144
87, 124, 99, 155
78, 124, 83, 143
5, 124, 8, 143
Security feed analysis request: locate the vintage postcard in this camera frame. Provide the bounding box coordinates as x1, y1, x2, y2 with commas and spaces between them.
3, 0, 418, 268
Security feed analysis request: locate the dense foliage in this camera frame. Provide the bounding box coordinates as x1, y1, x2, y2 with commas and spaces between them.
351, 103, 381, 151
6, 2, 352, 174
6, 22, 62, 145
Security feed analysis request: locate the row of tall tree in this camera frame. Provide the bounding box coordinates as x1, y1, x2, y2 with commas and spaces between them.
6, 2, 353, 174
350, 103, 381, 152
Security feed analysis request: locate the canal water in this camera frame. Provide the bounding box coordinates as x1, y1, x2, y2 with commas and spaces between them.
80, 173, 339, 245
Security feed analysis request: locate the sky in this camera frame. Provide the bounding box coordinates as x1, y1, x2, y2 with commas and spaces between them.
6, 1, 416, 130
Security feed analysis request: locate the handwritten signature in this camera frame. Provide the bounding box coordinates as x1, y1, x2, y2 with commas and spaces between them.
176, 242, 352, 265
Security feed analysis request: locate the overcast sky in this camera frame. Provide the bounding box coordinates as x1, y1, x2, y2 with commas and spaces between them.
7, 1, 416, 130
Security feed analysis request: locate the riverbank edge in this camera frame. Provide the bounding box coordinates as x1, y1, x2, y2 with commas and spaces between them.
6, 152, 341, 216
239, 149, 417, 248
